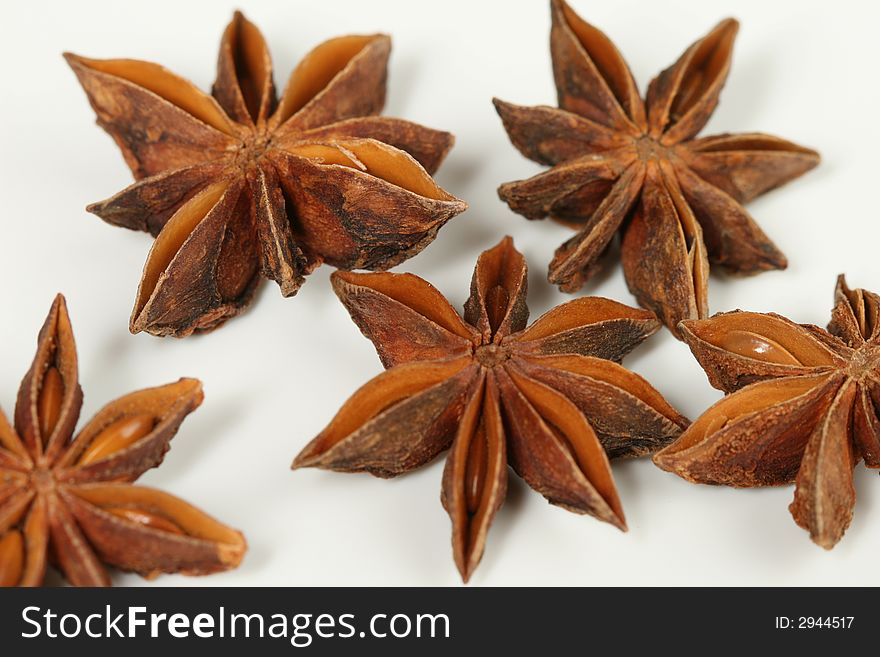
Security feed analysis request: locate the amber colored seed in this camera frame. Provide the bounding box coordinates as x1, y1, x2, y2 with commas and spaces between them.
107, 507, 185, 535
0, 530, 24, 587
78, 414, 156, 466
38, 366, 64, 442
486, 285, 510, 335
716, 330, 802, 366
464, 425, 488, 514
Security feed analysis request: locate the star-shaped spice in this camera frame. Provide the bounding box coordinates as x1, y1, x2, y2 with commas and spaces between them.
654, 276, 880, 549
65, 11, 465, 337
0, 295, 245, 586
293, 237, 687, 581
494, 0, 819, 336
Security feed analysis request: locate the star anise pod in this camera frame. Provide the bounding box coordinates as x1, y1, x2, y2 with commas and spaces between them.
654, 276, 880, 549
494, 0, 819, 336
0, 295, 246, 587
293, 236, 687, 581
65, 11, 465, 337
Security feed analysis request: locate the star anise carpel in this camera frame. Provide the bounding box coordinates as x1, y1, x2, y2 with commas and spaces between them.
293, 236, 688, 581
494, 0, 819, 336
0, 295, 246, 587
66, 11, 465, 337
654, 276, 880, 549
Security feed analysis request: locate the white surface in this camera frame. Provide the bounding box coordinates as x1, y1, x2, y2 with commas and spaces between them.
1, 0, 877, 586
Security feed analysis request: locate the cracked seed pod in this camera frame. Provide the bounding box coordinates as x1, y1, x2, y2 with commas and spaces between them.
293, 236, 688, 581
66, 11, 465, 337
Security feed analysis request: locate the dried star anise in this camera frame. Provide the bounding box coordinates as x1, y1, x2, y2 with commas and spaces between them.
494, 0, 819, 336
293, 237, 687, 581
0, 295, 246, 586
65, 11, 465, 337
654, 276, 880, 549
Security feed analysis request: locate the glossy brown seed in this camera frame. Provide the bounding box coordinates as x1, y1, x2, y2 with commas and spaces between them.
677, 311, 842, 392
38, 367, 64, 443
0, 294, 246, 586
495, 0, 818, 336
106, 508, 185, 536
655, 276, 880, 549
67, 12, 465, 337
295, 236, 686, 581
77, 414, 156, 466
715, 330, 801, 365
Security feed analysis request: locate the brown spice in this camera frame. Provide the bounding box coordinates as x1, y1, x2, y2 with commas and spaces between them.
293, 236, 688, 581
654, 276, 880, 549
66, 11, 465, 337
0, 295, 246, 586
495, 0, 819, 336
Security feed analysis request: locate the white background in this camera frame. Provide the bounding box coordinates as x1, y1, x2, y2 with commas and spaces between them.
1, 0, 877, 586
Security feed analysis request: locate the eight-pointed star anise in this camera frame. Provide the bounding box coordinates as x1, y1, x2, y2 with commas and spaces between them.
494, 0, 819, 336
65, 11, 465, 337
293, 237, 687, 581
0, 295, 246, 586
654, 276, 880, 549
